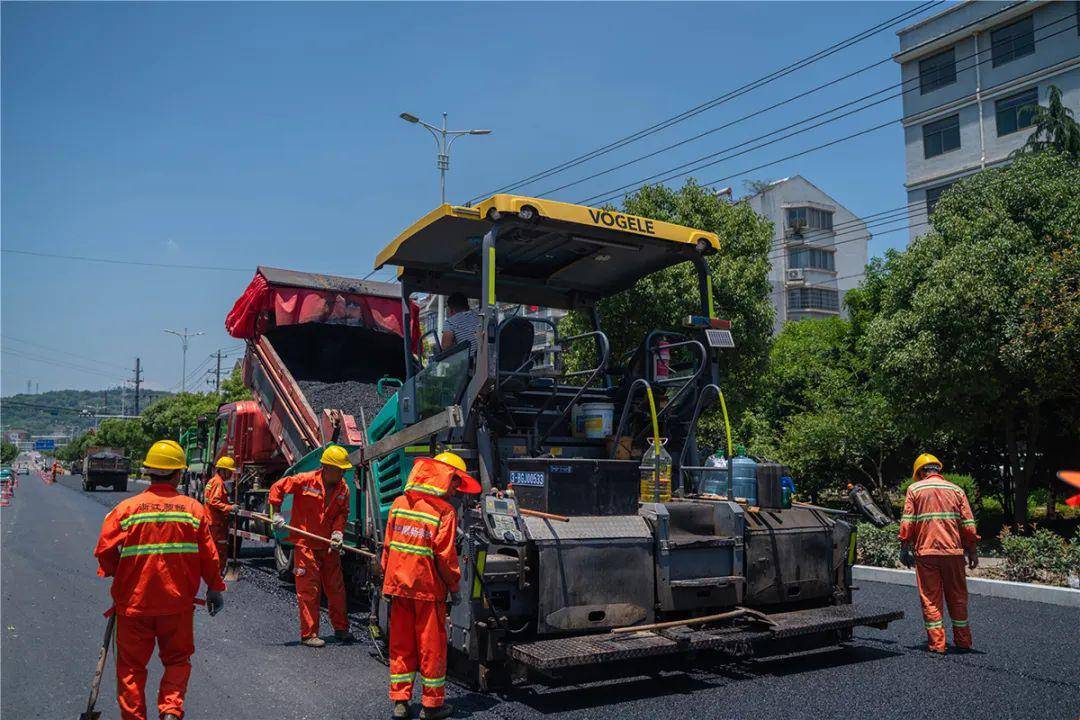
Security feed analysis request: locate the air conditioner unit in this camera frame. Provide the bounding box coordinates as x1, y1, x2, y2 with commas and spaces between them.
785, 268, 805, 283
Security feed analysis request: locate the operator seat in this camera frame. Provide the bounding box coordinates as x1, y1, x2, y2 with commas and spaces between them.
497, 317, 535, 393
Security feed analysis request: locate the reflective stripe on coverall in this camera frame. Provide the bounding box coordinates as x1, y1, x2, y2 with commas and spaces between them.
203, 473, 233, 574
898, 474, 979, 651
95, 483, 225, 720
267, 469, 350, 638
382, 458, 462, 708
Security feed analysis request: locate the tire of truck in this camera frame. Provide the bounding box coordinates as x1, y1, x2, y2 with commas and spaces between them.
274, 540, 295, 582
113, 476, 128, 492
83, 480, 92, 492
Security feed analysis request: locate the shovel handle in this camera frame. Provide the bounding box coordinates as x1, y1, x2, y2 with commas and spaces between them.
519, 508, 571, 522
246, 511, 376, 559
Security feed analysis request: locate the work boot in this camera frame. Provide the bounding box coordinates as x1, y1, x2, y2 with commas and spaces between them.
301, 636, 326, 648
420, 704, 453, 720
161, 714, 181, 720
392, 701, 411, 719
335, 628, 356, 643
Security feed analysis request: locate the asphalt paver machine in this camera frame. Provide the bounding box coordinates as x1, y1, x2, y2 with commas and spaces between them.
356, 194, 902, 689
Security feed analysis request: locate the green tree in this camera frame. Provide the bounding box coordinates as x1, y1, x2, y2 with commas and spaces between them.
1014, 85, 1080, 160
858, 152, 1080, 527
746, 317, 902, 502
219, 362, 250, 403
1, 441, 18, 464
561, 179, 774, 447
139, 392, 222, 446
93, 419, 152, 465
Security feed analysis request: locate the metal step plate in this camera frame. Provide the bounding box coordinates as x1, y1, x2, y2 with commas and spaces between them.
509, 603, 902, 672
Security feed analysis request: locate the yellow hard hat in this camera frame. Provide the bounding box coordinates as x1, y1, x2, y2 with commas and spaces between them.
913, 453, 942, 480
434, 451, 466, 473
215, 456, 236, 471
320, 444, 352, 470
144, 440, 187, 471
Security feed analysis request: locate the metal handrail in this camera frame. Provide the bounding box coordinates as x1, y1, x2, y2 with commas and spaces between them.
530, 330, 611, 453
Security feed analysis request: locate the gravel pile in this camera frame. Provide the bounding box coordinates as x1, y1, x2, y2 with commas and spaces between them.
298, 380, 386, 426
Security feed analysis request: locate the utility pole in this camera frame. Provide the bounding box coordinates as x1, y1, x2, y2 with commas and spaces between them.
164, 328, 204, 392
211, 350, 222, 394
399, 111, 492, 337
133, 358, 142, 414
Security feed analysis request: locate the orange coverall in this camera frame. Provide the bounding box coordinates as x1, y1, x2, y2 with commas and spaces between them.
202, 473, 234, 574
382, 458, 462, 709
95, 482, 225, 720
268, 469, 350, 639
898, 473, 980, 652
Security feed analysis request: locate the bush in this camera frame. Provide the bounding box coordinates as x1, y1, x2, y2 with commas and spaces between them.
999, 528, 1070, 583
856, 522, 900, 568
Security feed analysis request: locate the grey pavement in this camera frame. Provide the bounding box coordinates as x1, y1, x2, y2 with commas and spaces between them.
2, 472, 1078, 720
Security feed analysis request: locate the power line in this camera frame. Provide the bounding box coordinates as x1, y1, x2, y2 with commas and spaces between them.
466, 1, 945, 203
1, 334, 132, 371
0, 248, 249, 272
583, 16, 1078, 206
540, 1, 1051, 202
1, 348, 130, 382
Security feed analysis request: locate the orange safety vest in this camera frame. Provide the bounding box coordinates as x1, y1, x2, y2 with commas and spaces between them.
898, 474, 980, 556
267, 469, 350, 547
94, 483, 225, 616
381, 458, 461, 602
203, 473, 233, 530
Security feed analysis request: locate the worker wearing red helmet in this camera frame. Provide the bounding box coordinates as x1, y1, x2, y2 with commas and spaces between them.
203, 456, 238, 574
899, 453, 979, 653
383, 451, 481, 720
94, 439, 226, 720
268, 444, 355, 647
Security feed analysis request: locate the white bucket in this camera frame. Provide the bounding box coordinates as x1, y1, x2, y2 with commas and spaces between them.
576, 402, 615, 439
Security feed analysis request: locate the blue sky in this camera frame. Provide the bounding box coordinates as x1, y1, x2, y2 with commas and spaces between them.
2, 1, 926, 396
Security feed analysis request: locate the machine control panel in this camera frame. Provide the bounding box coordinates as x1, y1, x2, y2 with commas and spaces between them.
483, 495, 524, 544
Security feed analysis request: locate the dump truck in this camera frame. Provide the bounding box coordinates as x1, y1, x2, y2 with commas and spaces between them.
82, 447, 130, 492
329, 194, 905, 689
183, 266, 419, 583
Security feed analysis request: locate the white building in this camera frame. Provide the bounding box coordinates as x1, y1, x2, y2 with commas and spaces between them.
746, 176, 870, 334
895, 1, 1080, 239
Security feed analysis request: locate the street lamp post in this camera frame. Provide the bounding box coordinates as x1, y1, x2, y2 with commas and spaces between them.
400, 111, 491, 334
164, 328, 204, 392
399, 111, 491, 205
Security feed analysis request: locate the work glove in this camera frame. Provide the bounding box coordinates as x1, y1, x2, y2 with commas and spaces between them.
329, 531, 344, 551
899, 546, 915, 569
967, 551, 979, 570
271, 513, 287, 529
206, 590, 225, 617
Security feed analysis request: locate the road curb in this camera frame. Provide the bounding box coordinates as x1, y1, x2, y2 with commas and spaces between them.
853, 565, 1080, 608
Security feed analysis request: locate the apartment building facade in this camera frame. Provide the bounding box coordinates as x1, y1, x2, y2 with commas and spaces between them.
746, 176, 869, 334
895, 1, 1080, 238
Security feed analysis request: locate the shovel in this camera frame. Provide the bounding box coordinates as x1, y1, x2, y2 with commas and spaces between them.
79, 612, 116, 720
224, 474, 251, 582
245, 511, 376, 559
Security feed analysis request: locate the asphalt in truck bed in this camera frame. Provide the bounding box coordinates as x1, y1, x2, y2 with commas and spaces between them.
3, 473, 1078, 720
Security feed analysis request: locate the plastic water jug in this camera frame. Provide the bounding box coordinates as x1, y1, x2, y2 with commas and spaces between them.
731, 454, 758, 505
700, 453, 728, 495
639, 438, 673, 503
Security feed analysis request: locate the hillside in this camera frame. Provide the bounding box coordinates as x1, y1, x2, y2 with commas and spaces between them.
0, 387, 172, 435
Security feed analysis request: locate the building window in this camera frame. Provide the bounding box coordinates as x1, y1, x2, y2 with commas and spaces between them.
919, 48, 957, 94
923, 114, 960, 158
995, 88, 1039, 136
786, 207, 833, 231
787, 287, 840, 312
991, 15, 1035, 67
925, 182, 956, 214
788, 247, 836, 272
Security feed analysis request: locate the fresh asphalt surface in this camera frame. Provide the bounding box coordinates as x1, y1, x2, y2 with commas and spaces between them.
3, 471, 1078, 720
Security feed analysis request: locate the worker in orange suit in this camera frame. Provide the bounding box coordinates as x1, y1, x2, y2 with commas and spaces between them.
899, 453, 979, 654
203, 456, 238, 574
269, 444, 354, 647
94, 439, 226, 720
50, 459, 61, 484
382, 452, 481, 720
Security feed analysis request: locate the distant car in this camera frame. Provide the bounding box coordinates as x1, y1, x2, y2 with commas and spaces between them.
17, 466, 29, 476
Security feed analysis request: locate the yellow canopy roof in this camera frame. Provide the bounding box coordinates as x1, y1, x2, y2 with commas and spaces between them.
374, 194, 719, 309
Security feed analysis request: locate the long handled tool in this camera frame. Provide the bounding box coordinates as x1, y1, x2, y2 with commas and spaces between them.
79, 613, 116, 720
224, 475, 248, 582
518, 508, 570, 522
245, 510, 377, 559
